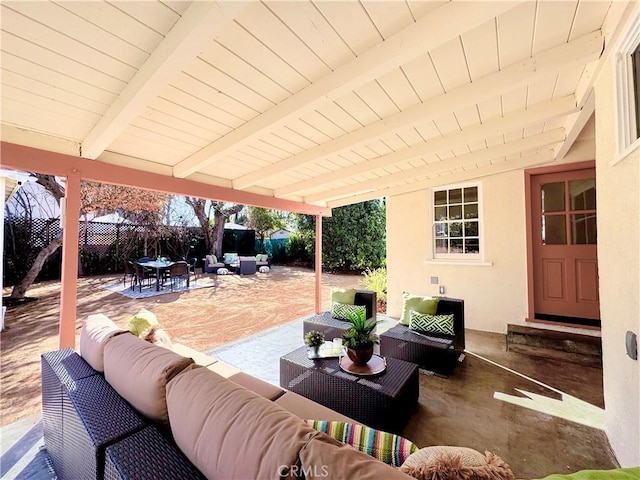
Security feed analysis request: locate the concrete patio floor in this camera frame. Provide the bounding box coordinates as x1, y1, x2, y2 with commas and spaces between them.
0, 265, 618, 478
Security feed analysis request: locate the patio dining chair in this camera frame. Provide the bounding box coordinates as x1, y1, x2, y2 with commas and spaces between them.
133, 263, 154, 292
123, 261, 136, 290
167, 262, 189, 291
187, 258, 197, 284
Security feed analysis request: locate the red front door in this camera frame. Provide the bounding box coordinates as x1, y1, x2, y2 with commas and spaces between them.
530, 167, 600, 327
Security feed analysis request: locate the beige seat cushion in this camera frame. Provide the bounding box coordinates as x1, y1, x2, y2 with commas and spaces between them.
166, 367, 318, 480
206, 361, 241, 377
171, 343, 218, 367
228, 372, 285, 400
275, 391, 355, 423
79, 313, 126, 372
299, 433, 413, 479
104, 333, 194, 424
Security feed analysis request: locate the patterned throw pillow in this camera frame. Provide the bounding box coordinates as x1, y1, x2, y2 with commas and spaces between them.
409, 310, 455, 336
305, 420, 418, 467
217, 268, 229, 275
331, 302, 366, 321
258, 266, 270, 273
400, 292, 439, 326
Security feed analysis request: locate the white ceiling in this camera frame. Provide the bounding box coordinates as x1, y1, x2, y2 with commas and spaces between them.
0, 1, 626, 210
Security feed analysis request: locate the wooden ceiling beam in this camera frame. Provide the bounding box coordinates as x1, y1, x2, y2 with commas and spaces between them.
233, 31, 603, 190
328, 151, 555, 208
275, 95, 577, 198
81, 1, 246, 159
305, 128, 565, 203
171, 1, 522, 179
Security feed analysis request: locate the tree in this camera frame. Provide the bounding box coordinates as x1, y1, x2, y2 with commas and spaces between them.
245, 207, 285, 251
185, 198, 244, 258
7, 177, 167, 299
322, 200, 386, 271
291, 200, 386, 271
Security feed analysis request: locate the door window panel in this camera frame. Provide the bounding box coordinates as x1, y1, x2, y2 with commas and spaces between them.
542, 182, 565, 212
570, 179, 596, 210
571, 213, 597, 244
542, 215, 567, 245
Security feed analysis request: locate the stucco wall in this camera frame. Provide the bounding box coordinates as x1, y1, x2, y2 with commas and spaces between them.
593, 25, 640, 466
387, 170, 530, 334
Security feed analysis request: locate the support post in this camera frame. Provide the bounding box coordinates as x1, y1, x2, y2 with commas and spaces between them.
59, 172, 81, 349
315, 215, 322, 314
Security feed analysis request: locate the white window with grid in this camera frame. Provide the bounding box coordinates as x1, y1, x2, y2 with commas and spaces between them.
433, 183, 482, 260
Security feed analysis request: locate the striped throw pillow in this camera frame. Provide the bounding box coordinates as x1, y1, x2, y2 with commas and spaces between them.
305, 420, 418, 467
409, 310, 455, 336
331, 302, 366, 321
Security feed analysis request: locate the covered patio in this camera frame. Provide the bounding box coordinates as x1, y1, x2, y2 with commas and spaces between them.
1, 0, 638, 473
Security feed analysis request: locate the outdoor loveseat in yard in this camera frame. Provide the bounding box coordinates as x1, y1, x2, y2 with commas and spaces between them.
42, 314, 430, 480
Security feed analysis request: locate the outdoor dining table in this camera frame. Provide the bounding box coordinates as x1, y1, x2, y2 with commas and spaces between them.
138, 260, 174, 291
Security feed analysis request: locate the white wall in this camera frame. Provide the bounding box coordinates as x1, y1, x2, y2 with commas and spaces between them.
593, 12, 640, 465
387, 170, 530, 334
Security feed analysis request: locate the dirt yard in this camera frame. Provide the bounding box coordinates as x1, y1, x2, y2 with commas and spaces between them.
0, 265, 363, 427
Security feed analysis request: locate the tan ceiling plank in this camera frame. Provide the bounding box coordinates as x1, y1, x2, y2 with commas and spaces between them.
328, 151, 554, 208
315, 102, 363, 134
159, 85, 246, 130
7, 1, 149, 67
433, 112, 462, 138
109, 135, 190, 165
299, 110, 345, 139
215, 21, 309, 95
477, 97, 503, 124
1, 6, 136, 80
199, 42, 291, 104
2, 99, 91, 140
266, 1, 354, 71
462, 17, 499, 81
257, 133, 303, 157
1, 31, 127, 95
1, 52, 117, 106
533, 1, 578, 55
274, 95, 576, 198
353, 81, 399, 119
56, 1, 164, 52
171, 72, 258, 122
269, 125, 318, 151
377, 68, 422, 112
109, 1, 181, 34
149, 97, 231, 137
527, 76, 557, 106
285, 118, 330, 145
570, 1, 612, 41
429, 36, 470, 92
497, 2, 536, 66
335, 92, 380, 127
236, 2, 331, 82
137, 107, 221, 143
402, 54, 445, 102
82, 1, 247, 159
361, 0, 415, 40
2, 70, 109, 115
454, 104, 482, 130
173, 1, 521, 178
131, 117, 210, 147
236, 31, 600, 190
116, 130, 194, 156
305, 129, 565, 203
184, 59, 274, 113
554, 66, 584, 98
123, 124, 204, 152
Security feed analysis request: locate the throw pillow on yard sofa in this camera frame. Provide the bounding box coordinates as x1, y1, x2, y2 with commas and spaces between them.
400, 292, 439, 326
127, 307, 159, 336
331, 287, 357, 305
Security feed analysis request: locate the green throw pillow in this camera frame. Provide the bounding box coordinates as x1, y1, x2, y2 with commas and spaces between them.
409, 311, 454, 336
400, 292, 438, 326
127, 308, 158, 336
255, 254, 261, 261
211, 254, 217, 263
305, 420, 418, 467
331, 287, 356, 305
331, 302, 366, 321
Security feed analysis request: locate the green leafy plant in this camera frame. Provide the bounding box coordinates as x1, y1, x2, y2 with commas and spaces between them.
342, 309, 381, 349
304, 330, 325, 348
359, 267, 387, 302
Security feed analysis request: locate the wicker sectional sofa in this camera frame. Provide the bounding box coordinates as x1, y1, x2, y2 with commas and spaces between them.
42, 313, 413, 480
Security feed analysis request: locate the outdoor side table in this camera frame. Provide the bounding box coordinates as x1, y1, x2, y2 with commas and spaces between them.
280, 346, 419, 433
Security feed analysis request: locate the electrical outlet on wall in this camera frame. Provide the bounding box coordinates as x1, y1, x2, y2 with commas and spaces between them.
439, 286, 445, 295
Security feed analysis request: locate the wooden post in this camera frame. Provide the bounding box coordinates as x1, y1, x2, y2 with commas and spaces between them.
59, 172, 81, 349
315, 214, 322, 314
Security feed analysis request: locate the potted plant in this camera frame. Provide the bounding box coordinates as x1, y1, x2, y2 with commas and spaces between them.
304, 330, 325, 356
342, 309, 381, 366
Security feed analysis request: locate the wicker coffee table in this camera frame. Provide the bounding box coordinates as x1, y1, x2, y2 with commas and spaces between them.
280, 346, 418, 433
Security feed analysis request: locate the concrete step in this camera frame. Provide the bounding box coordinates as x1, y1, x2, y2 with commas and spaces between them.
507, 324, 602, 367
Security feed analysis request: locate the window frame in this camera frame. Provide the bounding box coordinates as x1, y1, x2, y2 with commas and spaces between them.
614, 12, 640, 162
431, 182, 484, 261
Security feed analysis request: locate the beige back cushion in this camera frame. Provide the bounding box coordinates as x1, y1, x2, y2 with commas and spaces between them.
104, 333, 194, 424
299, 434, 413, 480
166, 367, 318, 479
79, 313, 126, 372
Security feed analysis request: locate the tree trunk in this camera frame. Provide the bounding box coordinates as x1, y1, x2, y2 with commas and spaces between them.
186, 197, 215, 253
211, 202, 244, 258
10, 235, 63, 298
